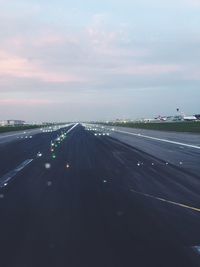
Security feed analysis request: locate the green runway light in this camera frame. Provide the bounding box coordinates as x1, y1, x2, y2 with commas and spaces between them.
52, 154, 56, 159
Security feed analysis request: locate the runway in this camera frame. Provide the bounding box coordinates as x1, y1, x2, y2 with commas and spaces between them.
0, 123, 200, 267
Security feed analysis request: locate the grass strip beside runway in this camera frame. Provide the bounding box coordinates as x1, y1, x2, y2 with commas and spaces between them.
106, 121, 200, 133
0, 125, 42, 133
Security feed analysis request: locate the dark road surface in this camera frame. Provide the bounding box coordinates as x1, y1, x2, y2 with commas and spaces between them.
0, 124, 200, 267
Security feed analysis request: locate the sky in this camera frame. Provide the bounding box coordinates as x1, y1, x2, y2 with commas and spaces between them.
0, 0, 200, 122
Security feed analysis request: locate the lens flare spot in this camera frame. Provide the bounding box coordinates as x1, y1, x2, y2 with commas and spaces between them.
45, 163, 51, 169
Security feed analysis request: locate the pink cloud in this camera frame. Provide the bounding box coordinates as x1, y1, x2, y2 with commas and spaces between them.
87, 27, 117, 46
6, 34, 79, 49
33, 35, 66, 47
94, 46, 149, 58
0, 50, 83, 83
0, 98, 56, 106
111, 64, 183, 76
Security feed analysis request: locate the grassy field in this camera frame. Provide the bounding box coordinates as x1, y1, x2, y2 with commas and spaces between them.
0, 125, 42, 134
106, 121, 200, 133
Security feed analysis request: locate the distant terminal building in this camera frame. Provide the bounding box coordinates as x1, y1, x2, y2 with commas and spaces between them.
0, 120, 25, 126
0, 120, 8, 126
7, 120, 25, 126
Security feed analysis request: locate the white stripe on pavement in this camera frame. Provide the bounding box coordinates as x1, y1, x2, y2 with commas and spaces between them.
0, 133, 25, 139
0, 159, 33, 188
67, 123, 79, 133
114, 129, 200, 150
130, 189, 200, 213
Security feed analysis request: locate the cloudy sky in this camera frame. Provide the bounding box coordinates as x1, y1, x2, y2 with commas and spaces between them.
0, 0, 200, 122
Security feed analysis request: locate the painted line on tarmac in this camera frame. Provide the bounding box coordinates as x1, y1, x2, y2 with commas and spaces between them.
0, 159, 33, 188
114, 130, 200, 150
130, 189, 200, 213
0, 130, 39, 140
66, 123, 79, 133
0, 133, 25, 139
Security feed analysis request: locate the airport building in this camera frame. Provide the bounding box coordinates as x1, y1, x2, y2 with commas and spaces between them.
0, 120, 8, 126
0, 120, 25, 126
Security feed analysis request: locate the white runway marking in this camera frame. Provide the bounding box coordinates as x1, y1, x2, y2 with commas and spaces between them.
66, 123, 79, 134
0, 133, 23, 139
114, 130, 200, 150
130, 189, 200, 213
0, 159, 33, 188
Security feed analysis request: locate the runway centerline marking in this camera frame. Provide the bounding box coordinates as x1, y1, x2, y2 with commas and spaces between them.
114, 130, 200, 150
130, 189, 200, 213
66, 123, 79, 133
0, 159, 33, 188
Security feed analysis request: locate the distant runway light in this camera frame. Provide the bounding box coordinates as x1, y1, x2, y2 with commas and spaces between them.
37, 152, 43, 157
45, 163, 51, 169
0, 194, 4, 199
66, 163, 70, 169
47, 181, 52, 186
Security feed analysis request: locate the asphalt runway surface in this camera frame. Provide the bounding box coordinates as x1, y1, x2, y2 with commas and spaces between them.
0, 124, 200, 267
